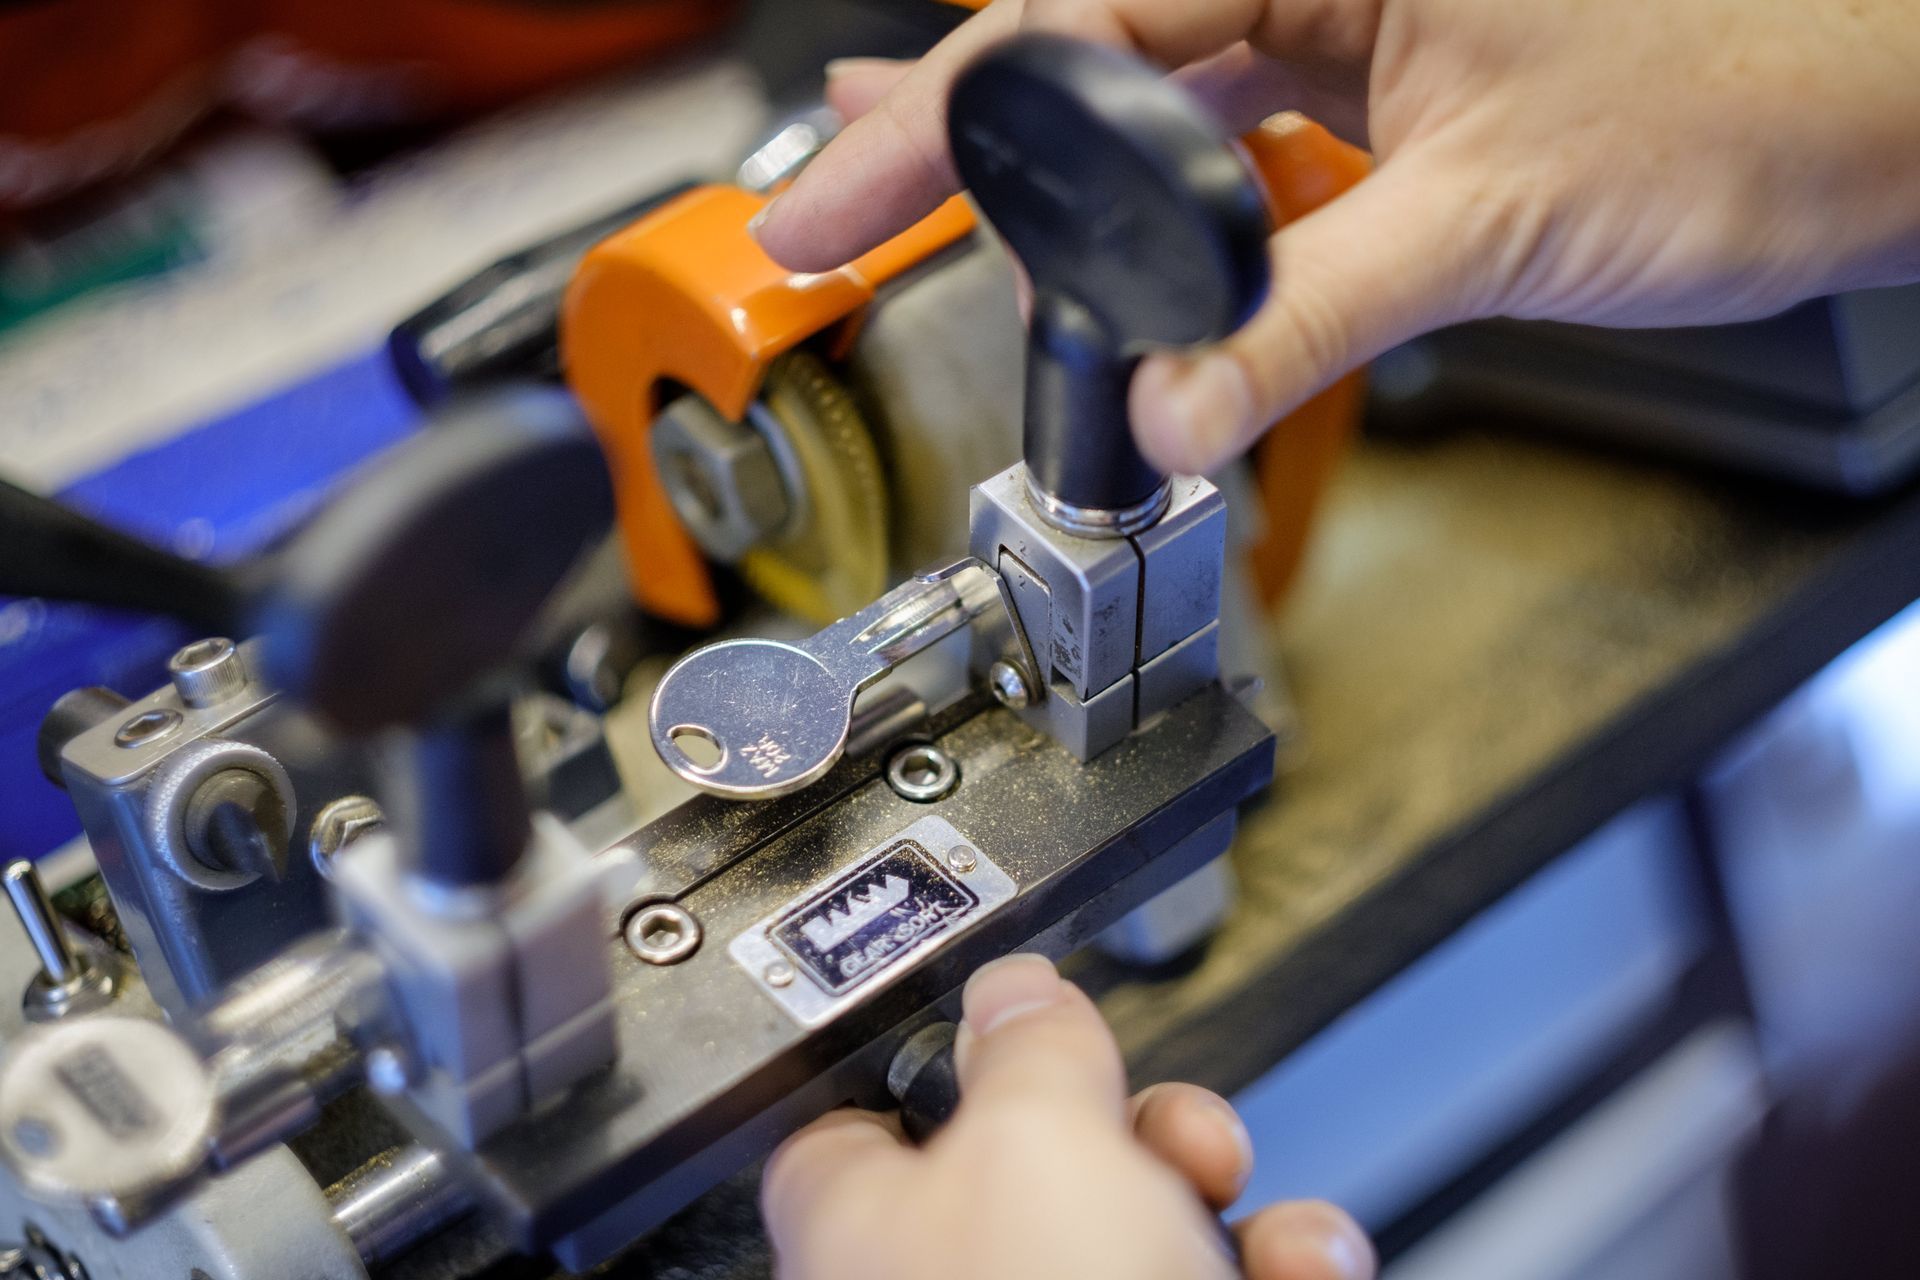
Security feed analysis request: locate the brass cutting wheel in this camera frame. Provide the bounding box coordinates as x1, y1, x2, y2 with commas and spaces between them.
739, 350, 890, 625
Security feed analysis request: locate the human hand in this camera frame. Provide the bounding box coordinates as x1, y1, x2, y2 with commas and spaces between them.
761, 954, 1374, 1280
752, 0, 1920, 475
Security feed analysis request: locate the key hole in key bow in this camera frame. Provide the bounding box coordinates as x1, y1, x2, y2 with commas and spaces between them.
668, 725, 725, 773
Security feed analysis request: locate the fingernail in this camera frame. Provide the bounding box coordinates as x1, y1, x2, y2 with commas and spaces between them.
1322, 1217, 1374, 1280
824, 56, 892, 82
961, 953, 1062, 1037
1296, 1204, 1375, 1280
1156, 353, 1256, 471
1197, 1092, 1255, 1193
747, 196, 778, 243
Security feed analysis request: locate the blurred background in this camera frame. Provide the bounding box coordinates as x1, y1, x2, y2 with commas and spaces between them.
6, 3, 1920, 1278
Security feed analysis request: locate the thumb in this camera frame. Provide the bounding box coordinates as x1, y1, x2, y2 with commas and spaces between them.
951, 954, 1129, 1126
1131, 154, 1505, 474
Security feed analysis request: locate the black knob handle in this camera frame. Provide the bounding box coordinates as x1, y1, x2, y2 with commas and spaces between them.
251, 388, 614, 889
5, 388, 614, 889
0, 480, 242, 633
249, 388, 613, 735
887, 1021, 962, 1143
948, 35, 1271, 531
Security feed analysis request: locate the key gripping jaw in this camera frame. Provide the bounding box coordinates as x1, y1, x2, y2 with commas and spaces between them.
950, 33, 1271, 537
652, 34, 1273, 797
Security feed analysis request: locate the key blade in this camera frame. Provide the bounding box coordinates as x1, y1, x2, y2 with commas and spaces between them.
649, 639, 855, 800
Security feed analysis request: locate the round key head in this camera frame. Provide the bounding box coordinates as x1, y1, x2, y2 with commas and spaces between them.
649, 639, 855, 800
948, 33, 1272, 356
247, 388, 614, 734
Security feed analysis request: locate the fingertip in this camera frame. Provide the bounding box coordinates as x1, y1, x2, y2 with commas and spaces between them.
823, 57, 915, 123
960, 953, 1063, 1036
761, 1108, 909, 1228
1238, 1200, 1377, 1280
1132, 1082, 1255, 1209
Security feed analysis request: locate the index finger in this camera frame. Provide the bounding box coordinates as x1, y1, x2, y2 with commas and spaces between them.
752, 0, 1027, 272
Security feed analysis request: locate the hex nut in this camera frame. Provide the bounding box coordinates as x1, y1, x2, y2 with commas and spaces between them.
651, 396, 791, 563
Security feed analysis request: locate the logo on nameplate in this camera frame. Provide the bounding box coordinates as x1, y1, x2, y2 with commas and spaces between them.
772, 840, 978, 995
731, 815, 1017, 1024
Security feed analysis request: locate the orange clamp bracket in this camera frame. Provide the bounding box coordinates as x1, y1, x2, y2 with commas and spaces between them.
561, 187, 976, 627
1240, 113, 1373, 611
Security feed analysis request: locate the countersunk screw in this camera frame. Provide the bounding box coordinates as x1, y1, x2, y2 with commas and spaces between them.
946, 845, 978, 874
625, 903, 702, 966
886, 743, 958, 803
988, 661, 1031, 710
113, 708, 180, 749
764, 961, 795, 989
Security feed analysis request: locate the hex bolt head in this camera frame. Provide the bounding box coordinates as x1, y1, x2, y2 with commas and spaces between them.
988, 660, 1031, 709
309, 795, 385, 880
650, 396, 792, 564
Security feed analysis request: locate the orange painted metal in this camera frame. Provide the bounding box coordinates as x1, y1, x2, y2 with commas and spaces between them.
1239, 114, 1374, 611
562, 187, 976, 626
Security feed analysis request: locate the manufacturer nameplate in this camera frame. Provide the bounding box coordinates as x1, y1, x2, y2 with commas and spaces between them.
731, 815, 1014, 1025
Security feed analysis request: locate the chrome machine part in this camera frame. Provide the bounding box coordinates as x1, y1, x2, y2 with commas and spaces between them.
48, 637, 340, 1018
1, 862, 117, 1022
885, 743, 958, 803
199, 934, 392, 1168
310, 795, 385, 880
330, 815, 625, 1149
651, 394, 793, 564
166, 636, 250, 709
649, 556, 1039, 799
972, 468, 1229, 760
623, 902, 702, 966
327, 1145, 474, 1269
0, 1146, 370, 1280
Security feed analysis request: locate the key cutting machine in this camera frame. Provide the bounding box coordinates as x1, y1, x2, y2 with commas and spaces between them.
0, 33, 1304, 1278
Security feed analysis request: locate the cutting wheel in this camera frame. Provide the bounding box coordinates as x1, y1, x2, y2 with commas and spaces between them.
740, 350, 890, 625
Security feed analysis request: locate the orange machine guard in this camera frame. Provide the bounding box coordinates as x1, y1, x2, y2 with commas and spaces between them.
563, 187, 976, 627
1239, 114, 1374, 610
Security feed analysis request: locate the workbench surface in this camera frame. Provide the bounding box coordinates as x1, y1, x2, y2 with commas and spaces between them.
586, 426, 1920, 1279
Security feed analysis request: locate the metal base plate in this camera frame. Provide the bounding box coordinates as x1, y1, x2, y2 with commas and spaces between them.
435, 686, 1272, 1268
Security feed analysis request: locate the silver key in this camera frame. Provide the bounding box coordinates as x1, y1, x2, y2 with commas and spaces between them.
651, 559, 1012, 799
